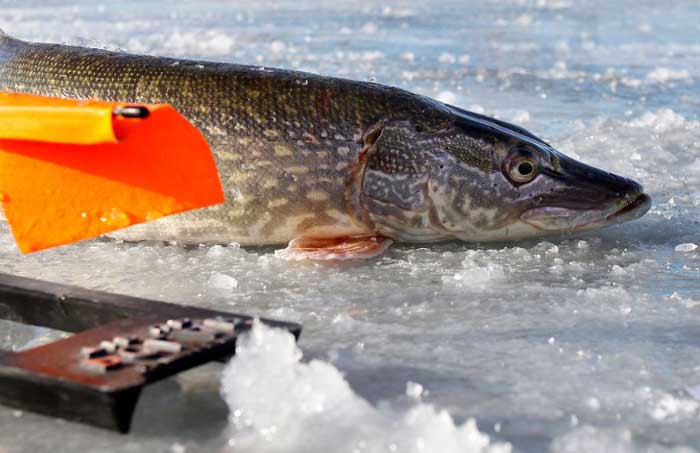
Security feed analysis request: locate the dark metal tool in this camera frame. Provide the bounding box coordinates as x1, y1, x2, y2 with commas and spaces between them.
0, 272, 301, 433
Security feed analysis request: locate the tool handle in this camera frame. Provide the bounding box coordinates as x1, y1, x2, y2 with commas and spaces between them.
0, 104, 118, 145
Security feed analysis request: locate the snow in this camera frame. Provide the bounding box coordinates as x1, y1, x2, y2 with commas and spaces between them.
400, 52, 415, 62
405, 381, 424, 400
646, 68, 691, 84
208, 272, 239, 292
438, 52, 456, 64
221, 321, 510, 453
126, 30, 237, 57
648, 393, 700, 422
510, 111, 530, 124
0, 0, 700, 452
675, 243, 698, 253
550, 426, 633, 453
437, 90, 457, 104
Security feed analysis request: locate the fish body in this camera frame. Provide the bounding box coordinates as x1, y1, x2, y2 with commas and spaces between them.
0, 32, 441, 246
0, 31, 651, 258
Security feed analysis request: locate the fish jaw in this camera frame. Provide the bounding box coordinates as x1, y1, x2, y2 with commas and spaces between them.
520, 192, 651, 232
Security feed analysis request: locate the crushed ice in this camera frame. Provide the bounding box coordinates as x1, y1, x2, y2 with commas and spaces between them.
2, 1, 700, 452
674, 243, 698, 253
221, 321, 510, 453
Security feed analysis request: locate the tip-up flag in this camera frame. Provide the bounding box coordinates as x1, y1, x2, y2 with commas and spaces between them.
0, 92, 224, 253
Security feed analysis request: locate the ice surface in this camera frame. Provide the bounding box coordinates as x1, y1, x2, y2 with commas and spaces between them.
675, 243, 698, 253
221, 321, 510, 453
0, 0, 699, 452
208, 271, 239, 292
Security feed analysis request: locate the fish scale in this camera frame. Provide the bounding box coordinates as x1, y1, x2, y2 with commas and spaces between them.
0, 32, 445, 245
0, 31, 651, 258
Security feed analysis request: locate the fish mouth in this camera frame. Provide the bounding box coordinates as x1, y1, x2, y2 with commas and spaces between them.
520, 192, 652, 232
603, 192, 652, 224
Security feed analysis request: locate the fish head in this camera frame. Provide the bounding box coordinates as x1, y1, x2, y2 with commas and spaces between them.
347, 104, 651, 242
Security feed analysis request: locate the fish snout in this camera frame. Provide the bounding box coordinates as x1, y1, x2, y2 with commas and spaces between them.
520, 153, 651, 231
556, 153, 645, 207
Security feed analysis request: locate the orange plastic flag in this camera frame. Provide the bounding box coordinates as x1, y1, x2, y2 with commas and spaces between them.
0, 92, 224, 253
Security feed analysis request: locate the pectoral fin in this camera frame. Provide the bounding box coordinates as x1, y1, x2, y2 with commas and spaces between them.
275, 235, 392, 261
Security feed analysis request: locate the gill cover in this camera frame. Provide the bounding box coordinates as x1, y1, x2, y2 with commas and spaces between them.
346, 119, 496, 242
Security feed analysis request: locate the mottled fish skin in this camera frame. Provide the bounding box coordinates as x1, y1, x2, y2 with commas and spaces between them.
0, 32, 652, 250
0, 33, 449, 245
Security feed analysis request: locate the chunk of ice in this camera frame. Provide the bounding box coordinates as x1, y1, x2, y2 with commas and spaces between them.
269, 41, 287, 53
405, 381, 424, 400
674, 243, 697, 253
438, 52, 456, 64
400, 52, 415, 62
649, 393, 700, 421
646, 67, 691, 84
221, 321, 510, 453
469, 104, 486, 114
511, 111, 530, 123
359, 22, 378, 34
207, 272, 239, 291
437, 90, 457, 104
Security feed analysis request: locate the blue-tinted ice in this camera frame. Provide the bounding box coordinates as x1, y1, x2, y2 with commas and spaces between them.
1, 1, 700, 452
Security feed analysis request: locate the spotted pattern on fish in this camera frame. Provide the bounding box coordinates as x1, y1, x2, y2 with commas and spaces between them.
0, 33, 451, 245
0, 31, 651, 250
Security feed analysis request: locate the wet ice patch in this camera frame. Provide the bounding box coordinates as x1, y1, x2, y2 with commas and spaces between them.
221, 321, 510, 453
550, 426, 633, 453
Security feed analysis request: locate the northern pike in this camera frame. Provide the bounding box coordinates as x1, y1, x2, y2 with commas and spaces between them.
0, 30, 651, 260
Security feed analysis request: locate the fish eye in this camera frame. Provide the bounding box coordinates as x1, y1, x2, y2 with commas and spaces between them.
518, 161, 534, 176
505, 150, 538, 184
